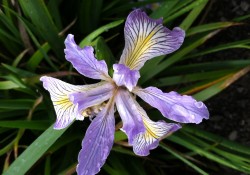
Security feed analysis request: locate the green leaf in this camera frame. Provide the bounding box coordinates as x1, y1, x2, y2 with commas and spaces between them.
0, 120, 50, 130
103, 0, 164, 17
0, 99, 38, 110
94, 36, 115, 70
78, 0, 103, 34
0, 81, 20, 90
168, 134, 250, 173
186, 39, 250, 58
152, 69, 236, 87
2, 63, 36, 77
160, 143, 209, 175
179, 0, 208, 30
186, 22, 240, 36
26, 42, 51, 71
183, 126, 250, 156
79, 19, 124, 47
150, 0, 179, 18
3, 125, 67, 175
18, 0, 64, 58
166, 60, 250, 75
164, 0, 207, 23
114, 130, 127, 142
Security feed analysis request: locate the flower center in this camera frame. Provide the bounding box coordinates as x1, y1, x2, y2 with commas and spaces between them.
82, 102, 106, 118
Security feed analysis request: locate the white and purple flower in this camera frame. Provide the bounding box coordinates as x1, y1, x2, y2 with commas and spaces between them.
40, 9, 209, 175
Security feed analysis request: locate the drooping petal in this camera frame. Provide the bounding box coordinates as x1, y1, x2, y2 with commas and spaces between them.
132, 103, 181, 156
65, 34, 110, 80
77, 99, 115, 175
69, 82, 114, 115
133, 87, 209, 124
119, 9, 185, 70
115, 89, 145, 144
113, 64, 140, 91
40, 76, 100, 129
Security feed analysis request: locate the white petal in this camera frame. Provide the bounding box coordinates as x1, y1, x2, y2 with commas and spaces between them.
132, 102, 181, 156
40, 76, 102, 129
119, 9, 185, 70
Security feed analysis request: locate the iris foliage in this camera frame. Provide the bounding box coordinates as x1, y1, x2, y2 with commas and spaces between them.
0, 0, 250, 174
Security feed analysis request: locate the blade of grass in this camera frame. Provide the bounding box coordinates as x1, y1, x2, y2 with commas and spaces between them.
186, 22, 241, 36
12, 49, 29, 67
2, 63, 36, 77
185, 39, 250, 59
152, 69, 236, 87
150, 0, 179, 18
181, 131, 250, 163
0, 81, 20, 90
0, 121, 50, 130
164, 0, 207, 23
94, 36, 115, 70
103, 0, 164, 17
1, 7, 59, 71
183, 126, 250, 156
168, 134, 249, 173
18, 0, 64, 58
0, 99, 39, 110
79, 19, 124, 47
78, 0, 103, 34
3, 125, 67, 175
179, 0, 208, 31
193, 66, 250, 100
160, 143, 209, 175
165, 60, 250, 75
26, 42, 51, 71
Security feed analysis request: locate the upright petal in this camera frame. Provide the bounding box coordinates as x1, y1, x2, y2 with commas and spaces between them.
65, 34, 110, 80
115, 89, 145, 144
133, 87, 209, 124
40, 76, 100, 129
132, 103, 181, 156
113, 64, 140, 91
77, 99, 115, 175
119, 9, 185, 70
69, 82, 114, 115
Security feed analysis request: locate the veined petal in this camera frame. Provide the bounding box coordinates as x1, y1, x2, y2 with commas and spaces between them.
69, 82, 114, 115
113, 64, 140, 91
119, 9, 185, 70
133, 104, 181, 156
133, 87, 209, 124
77, 99, 115, 175
115, 89, 145, 144
40, 76, 100, 129
65, 34, 110, 80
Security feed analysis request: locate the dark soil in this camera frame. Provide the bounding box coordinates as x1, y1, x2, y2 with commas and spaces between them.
200, 0, 250, 146
197, 0, 250, 174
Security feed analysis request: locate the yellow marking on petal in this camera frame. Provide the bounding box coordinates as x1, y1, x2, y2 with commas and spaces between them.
138, 109, 160, 139
53, 97, 71, 105
143, 119, 159, 139
126, 28, 158, 69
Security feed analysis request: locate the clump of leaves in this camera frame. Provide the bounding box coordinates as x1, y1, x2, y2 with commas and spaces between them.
1, 0, 250, 175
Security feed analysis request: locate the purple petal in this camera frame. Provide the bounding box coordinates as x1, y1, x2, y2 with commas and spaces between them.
40, 76, 97, 129
113, 64, 140, 91
119, 9, 185, 70
133, 87, 209, 124
133, 105, 181, 156
69, 82, 114, 115
115, 89, 145, 144
77, 100, 115, 175
64, 34, 110, 80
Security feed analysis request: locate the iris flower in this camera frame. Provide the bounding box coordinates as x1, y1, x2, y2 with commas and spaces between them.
40, 9, 209, 175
